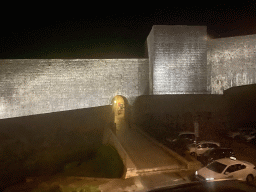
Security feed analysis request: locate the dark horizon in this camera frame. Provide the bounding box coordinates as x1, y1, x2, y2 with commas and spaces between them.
1, 4, 256, 59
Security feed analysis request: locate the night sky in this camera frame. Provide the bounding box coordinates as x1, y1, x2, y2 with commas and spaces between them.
1, 3, 256, 59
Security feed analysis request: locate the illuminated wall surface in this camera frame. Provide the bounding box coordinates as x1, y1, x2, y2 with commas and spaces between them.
147, 25, 208, 94
0, 59, 149, 119
1, 26, 256, 119
208, 35, 256, 94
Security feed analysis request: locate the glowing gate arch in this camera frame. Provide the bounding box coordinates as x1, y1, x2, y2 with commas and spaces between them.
110, 95, 129, 123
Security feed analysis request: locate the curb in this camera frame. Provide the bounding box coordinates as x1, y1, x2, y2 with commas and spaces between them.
102, 126, 138, 179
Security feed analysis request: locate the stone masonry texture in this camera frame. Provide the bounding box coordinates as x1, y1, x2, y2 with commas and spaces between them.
208, 34, 256, 94
147, 25, 208, 94
0, 59, 149, 119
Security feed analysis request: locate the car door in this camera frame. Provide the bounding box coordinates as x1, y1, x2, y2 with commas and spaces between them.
197, 143, 209, 156
232, 164, 248, 180
223, 164, 237, 179
224, 164, 247, 180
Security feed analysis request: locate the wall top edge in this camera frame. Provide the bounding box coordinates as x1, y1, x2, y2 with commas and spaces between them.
0, 58, 149, 61
208, 33, 256, 42
152, 25, 207, 28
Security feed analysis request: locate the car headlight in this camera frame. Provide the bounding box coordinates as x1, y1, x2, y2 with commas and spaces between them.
206, 178, 214, 181
195, 171, 198, 175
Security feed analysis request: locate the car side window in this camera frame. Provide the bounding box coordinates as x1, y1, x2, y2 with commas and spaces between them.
179, 134, 187, 139
188, 135, 194, 140
240, 164, 246, 170
209, 144, 218, 148
225, 165, 237, 173
201, 144, 208, 148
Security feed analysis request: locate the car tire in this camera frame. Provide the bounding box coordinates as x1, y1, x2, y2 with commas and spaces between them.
246, 174, 254, 183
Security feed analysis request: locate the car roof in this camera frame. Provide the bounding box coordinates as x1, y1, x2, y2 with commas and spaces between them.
215, 158, 252, 166
198, 141, 220, 145
239, 160, 255, 167
179, 131, 195, 135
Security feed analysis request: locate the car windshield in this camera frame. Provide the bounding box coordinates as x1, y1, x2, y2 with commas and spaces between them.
206, 161, 227, 173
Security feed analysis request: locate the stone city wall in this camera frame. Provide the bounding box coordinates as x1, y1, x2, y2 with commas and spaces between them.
147, 25, 209, 94
208, 34, 256, 94
0, 59, 149, 119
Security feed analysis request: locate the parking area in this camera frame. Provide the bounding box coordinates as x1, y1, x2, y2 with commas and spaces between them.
192, 130, 256, 185
161, 127, 256, 185
218, 136, 256, 169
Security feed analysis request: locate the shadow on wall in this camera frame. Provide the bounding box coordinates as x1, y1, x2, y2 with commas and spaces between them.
223, 84, 256, 129
132, 94, 228, 141
0, 105, 114, 190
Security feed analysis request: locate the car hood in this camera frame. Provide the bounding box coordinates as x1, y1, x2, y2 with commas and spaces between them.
197, 167, 223, 180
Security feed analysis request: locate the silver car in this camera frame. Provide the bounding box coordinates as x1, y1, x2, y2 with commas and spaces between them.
187, 141, 220, 157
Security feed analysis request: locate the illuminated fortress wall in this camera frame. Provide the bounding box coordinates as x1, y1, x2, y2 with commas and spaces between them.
208, 35, 256, 94
147, 25, 209, 94
0, 59, 149, 119
1, 26, 256, 120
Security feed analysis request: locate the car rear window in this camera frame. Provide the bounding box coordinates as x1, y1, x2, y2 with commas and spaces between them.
208, 144, 219, 148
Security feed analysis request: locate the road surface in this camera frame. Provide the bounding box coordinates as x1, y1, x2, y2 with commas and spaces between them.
115, 116, 186, 174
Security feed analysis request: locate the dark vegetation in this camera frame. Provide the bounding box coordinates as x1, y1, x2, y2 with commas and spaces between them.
0, 124, 124, 190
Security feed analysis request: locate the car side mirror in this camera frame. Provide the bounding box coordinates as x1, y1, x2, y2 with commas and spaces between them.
224, 171, 230, 175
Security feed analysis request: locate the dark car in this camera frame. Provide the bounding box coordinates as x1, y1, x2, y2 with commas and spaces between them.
198, 148, 236, 166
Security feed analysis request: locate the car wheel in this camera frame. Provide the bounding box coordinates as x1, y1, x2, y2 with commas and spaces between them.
246, 174, 254, 183
190, 152, 196, 157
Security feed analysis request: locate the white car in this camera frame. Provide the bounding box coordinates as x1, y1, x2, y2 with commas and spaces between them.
195, 157, 256, 183
187, 141, 220, 156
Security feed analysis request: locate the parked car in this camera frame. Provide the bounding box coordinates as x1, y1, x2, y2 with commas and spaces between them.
198, 148, 236, 166
166, 131, 196, 144
236, 130, 256, 142
187, 141, 220, 157
226, 127, 254, 139
195, 157, 256, 183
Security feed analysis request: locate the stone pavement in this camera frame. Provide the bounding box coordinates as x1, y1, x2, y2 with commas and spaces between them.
115, 118, 187, 175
